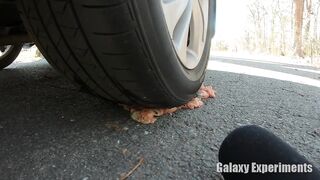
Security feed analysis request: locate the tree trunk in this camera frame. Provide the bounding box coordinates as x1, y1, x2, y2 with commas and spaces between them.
294, 0, 305, 57
304, 0, 312, 41
314, 1, 320, 40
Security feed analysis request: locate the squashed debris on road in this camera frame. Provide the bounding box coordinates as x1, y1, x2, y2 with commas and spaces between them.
121, 85, 216, 124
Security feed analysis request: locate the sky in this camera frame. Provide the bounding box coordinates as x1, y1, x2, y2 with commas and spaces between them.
214, 0, 249, 42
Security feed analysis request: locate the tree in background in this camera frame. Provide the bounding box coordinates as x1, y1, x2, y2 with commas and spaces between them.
213, 0, 320, 63
294, 0, 304, 57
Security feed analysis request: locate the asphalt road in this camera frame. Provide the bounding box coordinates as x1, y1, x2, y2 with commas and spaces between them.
0, 56, 319, 179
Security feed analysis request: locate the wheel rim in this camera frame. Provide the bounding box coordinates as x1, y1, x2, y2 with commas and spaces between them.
0, 45, 12, 58
161, 0, 209, 69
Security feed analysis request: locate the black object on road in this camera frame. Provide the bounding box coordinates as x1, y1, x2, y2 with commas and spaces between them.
218, 125, 320, 180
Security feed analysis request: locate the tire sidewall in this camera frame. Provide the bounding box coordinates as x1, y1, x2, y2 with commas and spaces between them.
134, 0, 215, 101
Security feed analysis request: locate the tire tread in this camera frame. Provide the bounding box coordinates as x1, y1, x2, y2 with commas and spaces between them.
17, 0, 189, 106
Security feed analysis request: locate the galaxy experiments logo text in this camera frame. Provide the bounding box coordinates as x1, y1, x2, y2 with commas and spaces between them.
217, 162, 313, 174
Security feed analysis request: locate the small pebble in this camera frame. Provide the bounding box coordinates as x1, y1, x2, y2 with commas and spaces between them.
236, 123, 244, 126
313, 128, 320, 136
123, 127, 129, 131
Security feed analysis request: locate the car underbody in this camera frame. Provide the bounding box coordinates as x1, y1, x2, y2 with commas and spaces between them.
0, 0, 31, 45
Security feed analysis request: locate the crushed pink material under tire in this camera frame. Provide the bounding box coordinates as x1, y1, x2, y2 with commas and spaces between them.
121, 85, 216, 124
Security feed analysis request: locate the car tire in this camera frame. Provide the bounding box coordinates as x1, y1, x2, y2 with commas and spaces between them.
17, 0, 215, 107
0, 44, 22, 70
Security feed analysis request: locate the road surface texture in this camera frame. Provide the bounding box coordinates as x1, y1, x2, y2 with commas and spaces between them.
0, 55, 319, 179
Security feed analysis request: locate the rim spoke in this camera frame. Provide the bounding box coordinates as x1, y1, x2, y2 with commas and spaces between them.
172, 0, 193, 64
161, 0, 209, 69
161, 0, 191, 37
189, 0, 205, 56
174, 19, 189, 65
